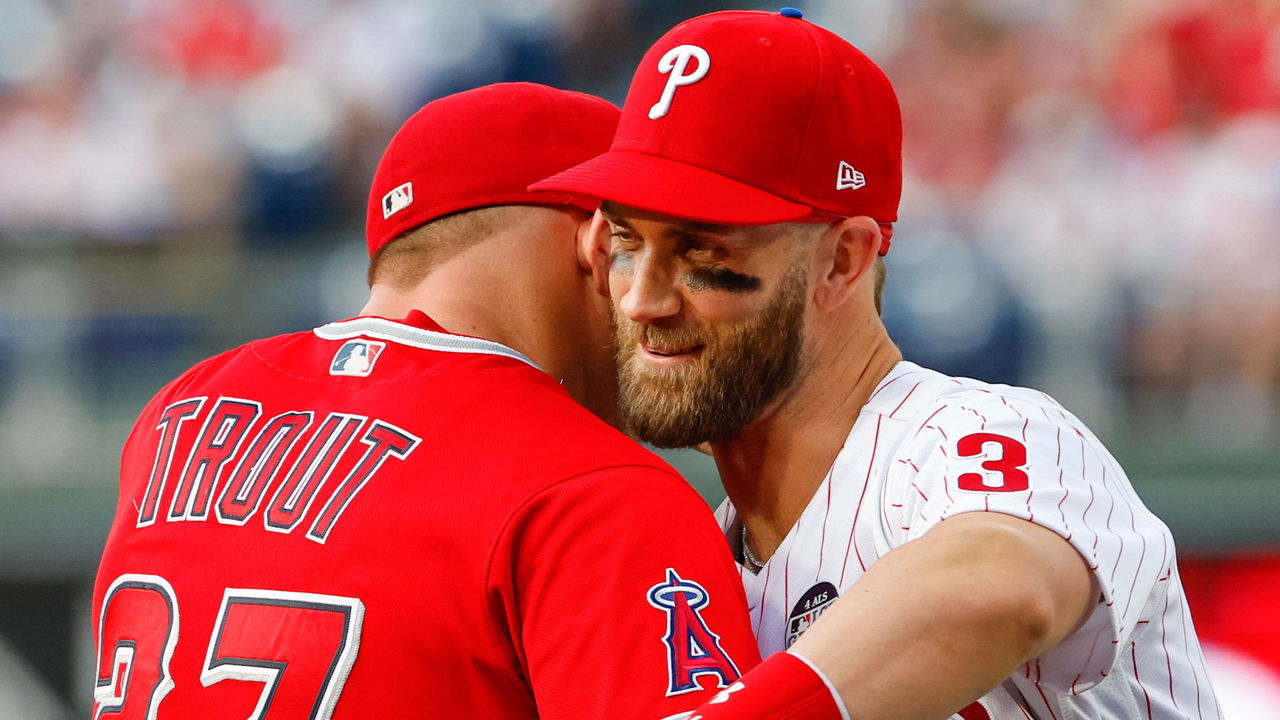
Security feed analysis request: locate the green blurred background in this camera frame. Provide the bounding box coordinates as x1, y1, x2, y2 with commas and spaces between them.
2, 0, 1278, 716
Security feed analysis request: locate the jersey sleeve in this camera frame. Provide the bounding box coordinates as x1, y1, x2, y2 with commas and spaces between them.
486, 464, 762, 720
882, 391, 1176, 694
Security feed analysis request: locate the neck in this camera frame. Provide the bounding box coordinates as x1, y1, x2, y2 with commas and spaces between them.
358, 208, 619, 425
715, 317, 901, 562
360, 215, 573, 368
361, 274, 514, 348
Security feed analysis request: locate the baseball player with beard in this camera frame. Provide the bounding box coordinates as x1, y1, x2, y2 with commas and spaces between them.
90, 83, 763, 720
534, 9, 1223, 720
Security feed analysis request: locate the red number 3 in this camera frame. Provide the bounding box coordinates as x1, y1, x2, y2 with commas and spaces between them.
955, 433, 1030, 492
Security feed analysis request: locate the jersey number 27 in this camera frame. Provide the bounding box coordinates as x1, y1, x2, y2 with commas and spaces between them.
94, 574, 363, 720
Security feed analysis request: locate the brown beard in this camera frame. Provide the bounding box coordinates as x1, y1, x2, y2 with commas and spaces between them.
614, 263, 808, 448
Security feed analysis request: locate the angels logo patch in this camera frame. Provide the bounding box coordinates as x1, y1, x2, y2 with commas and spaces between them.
330, 340, 385, 377
787, 581, 838, 648
647, 569, 741, 695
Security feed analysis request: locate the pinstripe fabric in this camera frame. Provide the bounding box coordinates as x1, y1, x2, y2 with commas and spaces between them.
715, 362, 1221, 720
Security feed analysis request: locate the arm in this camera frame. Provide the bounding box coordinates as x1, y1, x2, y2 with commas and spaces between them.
492, 465, 763, 720
695, 393, 1163, 720
787, 511, 1095, 720
685, 512, 1093, 720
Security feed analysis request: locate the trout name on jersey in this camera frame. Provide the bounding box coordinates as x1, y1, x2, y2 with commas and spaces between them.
135, 395, 420, 542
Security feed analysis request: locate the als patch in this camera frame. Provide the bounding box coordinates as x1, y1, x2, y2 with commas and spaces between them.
786, 581, 839, 648
329, 340, 385, 377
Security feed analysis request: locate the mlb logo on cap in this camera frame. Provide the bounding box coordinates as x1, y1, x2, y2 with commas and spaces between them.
382, 182, 413, 219
330, 340, 386, 377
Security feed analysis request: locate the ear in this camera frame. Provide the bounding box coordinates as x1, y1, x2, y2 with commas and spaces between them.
576, 209, 612, 298
812, 216, 881, 312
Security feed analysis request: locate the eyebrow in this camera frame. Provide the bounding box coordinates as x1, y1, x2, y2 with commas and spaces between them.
599, 204, 733, 239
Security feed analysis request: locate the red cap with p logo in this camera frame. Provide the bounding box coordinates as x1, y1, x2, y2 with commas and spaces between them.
532, 9, 902, 253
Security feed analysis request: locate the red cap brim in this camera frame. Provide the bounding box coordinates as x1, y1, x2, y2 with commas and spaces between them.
531, 149, 827, 226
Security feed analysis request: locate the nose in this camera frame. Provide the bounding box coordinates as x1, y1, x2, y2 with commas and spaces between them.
618, 252, 682, 324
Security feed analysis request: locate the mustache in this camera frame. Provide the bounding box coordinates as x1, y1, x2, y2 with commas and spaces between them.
614, 313, 708, 350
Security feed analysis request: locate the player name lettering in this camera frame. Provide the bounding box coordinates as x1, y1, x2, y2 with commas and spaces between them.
135, 395, 421, 543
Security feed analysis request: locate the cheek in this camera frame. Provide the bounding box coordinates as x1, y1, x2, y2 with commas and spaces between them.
689, 293, 771, 326
608, 250, 636, 276
608, 256, 634, 305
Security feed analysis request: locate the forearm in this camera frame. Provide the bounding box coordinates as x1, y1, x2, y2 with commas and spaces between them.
788, 513, 1094, 720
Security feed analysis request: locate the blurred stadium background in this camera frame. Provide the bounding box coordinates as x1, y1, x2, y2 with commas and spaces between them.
1, 0, 1278, 716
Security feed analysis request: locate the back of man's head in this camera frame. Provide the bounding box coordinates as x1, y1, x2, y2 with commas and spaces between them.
365, 83, 620, 287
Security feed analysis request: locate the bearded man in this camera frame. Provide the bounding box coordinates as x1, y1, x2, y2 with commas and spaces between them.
535, 9, 1222, 720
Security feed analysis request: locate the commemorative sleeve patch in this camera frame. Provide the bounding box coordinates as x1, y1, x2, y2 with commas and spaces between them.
647, 569, 742, 696
786, 581, 839, 649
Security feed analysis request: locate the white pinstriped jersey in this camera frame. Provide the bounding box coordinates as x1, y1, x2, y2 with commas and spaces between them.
716, 361, 1222, 720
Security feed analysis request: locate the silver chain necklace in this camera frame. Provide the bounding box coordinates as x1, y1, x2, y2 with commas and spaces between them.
740, 523, 766, 573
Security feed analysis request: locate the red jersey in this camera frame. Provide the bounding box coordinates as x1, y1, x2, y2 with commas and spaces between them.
91, 312, 760, 720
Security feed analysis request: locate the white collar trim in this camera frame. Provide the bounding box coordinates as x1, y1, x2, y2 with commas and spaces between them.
313, 317, 541, 371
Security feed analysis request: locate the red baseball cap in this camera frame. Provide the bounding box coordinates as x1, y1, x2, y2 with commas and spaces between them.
366, 82, 620, 257
531, 9, 902, 253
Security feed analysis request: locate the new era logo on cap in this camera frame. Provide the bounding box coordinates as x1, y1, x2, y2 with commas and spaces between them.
382, 182, 413, 219
836, 161, 865, 191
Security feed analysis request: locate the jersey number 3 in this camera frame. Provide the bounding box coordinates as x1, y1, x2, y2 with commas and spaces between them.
94, 574, 363, 720
955, 433, 1030, 493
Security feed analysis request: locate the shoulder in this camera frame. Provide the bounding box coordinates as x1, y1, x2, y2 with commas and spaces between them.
132, 336, 279, 419
869, 362, 1087, 445
867, 364, 1126, 513
500, 396, 691, 497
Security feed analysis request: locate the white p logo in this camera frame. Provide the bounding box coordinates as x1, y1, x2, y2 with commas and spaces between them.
648, 44, 710, 120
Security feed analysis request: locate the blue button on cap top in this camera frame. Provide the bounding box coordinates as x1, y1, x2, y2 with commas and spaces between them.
779, 7, 804, 18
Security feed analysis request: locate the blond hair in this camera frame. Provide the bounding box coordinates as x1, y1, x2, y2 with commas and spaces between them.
367, 206, 521, 288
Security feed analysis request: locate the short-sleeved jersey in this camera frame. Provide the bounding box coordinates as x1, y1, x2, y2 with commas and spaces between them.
717, 361, 1222, 720
92, 311, 760, 720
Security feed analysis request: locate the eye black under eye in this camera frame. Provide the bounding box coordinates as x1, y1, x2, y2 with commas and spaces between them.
609, 249, 636, 273
684, 267, 762, 294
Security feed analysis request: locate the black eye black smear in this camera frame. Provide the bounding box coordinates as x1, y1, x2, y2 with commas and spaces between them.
684, 267, 762, 294
609, 251, 636, 274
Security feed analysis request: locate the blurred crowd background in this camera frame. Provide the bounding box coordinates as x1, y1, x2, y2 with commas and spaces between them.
1, 0, 1278, 717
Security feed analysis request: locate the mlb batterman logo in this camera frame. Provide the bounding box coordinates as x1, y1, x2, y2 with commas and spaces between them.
330, 340, 386, 377
647, 568, 741, 696
382, 182, 413, 219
